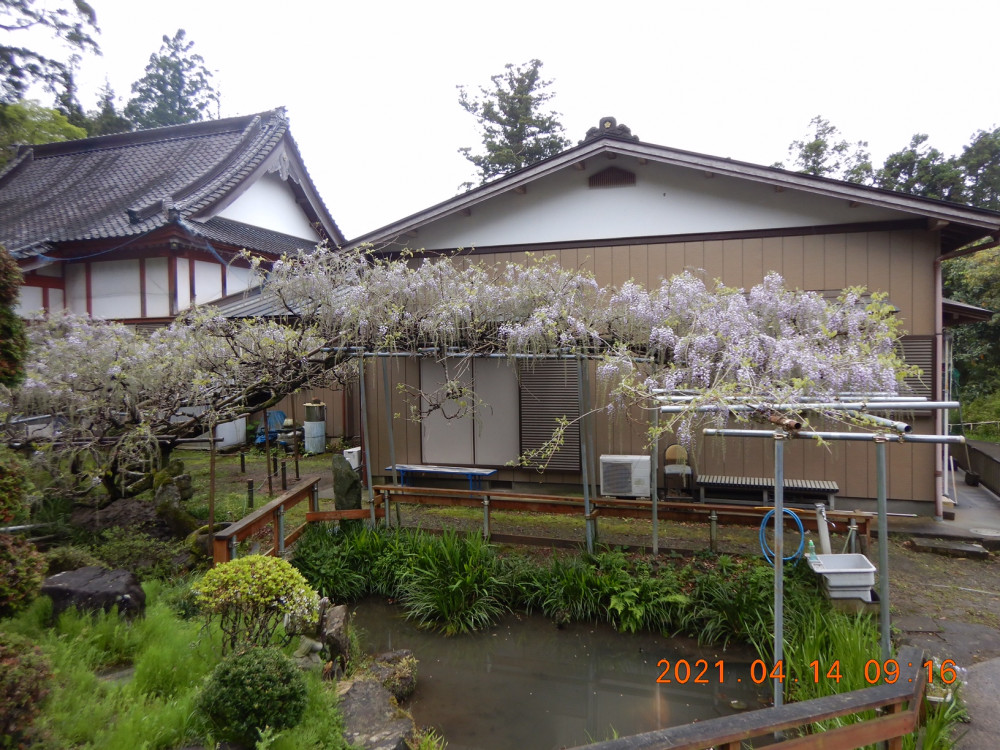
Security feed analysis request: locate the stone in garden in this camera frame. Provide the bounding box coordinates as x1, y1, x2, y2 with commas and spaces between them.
155, 481, 200, 537
337, 679, 414, 750
173, 473, 194, 500
293, 636, 325, 671
186, 522, 232, 558
318, 600, 351, 676
369, 649, 418, 702
41, 566, 146, 621
332, 454, 362, 511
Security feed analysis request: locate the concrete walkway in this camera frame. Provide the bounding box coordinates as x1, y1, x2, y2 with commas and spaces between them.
880, 470, 1000, 749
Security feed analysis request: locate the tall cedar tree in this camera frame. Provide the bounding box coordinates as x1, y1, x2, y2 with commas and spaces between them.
124, 29, 219, 129
0, 0, 100, 104
457, 59, 569, 188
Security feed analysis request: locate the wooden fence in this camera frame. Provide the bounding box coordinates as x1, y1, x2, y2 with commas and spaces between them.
212, 474, 386, 564
574, 646, 928, 749
372, 485, 872, 553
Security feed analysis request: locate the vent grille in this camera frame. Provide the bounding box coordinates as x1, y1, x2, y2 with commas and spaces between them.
897, 336, 934, 397
518, 361, 580, 471
601, 460, 635, 495
588, 166, 636, 189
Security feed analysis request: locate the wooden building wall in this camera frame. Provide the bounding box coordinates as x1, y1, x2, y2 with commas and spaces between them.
363, 227, 940, 504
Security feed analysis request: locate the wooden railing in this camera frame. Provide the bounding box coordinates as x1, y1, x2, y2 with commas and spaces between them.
574, 646, 927, 750
212, 475, 322, 564
372, 485, 872, 553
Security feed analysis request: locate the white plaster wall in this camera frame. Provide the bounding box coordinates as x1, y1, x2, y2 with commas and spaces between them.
176, 258, 191, 311
410, 159, 911, 250
14, 286, 43, 315
216, 172, 321, 242
227, 265, 252, 295
90, 260, 141, 319
194, 260, 222, 305
145, 257, 170, 317
66, 265, 87, 313
50, 287, 64, 311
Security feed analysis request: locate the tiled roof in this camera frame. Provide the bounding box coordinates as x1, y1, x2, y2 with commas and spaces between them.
187, 217, 320, 258
0, 109, 343, 259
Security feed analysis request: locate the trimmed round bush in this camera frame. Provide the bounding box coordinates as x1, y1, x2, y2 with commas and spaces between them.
196, 646, 307, 746
195, 554, 319, 653
0, 632, 52, 749
0, 535, 46, 618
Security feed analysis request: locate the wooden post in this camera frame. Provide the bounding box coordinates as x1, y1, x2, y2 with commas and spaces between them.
264, 408, 273, 497
209, 420, 216, 559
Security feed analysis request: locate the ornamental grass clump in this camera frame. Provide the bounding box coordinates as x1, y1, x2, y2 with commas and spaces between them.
194, 555, 319, 654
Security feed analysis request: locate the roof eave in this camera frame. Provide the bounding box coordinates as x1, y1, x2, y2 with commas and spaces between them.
348, 137, 1000, 249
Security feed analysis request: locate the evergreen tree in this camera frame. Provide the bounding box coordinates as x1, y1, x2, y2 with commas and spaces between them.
84, 82, 132, 136
875, 134, 965, 202
124, 29, 219, 129
776, 115, 872, 184
457, 59, 569, 188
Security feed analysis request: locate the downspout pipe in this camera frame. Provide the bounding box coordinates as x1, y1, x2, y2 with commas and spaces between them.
933, 235, 1000, 519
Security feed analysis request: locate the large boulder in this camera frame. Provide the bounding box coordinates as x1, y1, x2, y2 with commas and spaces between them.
332, 454, 362, 511
41, 566, 146, 621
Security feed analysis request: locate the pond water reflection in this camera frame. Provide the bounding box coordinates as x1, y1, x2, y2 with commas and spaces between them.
352, 598, 769, 750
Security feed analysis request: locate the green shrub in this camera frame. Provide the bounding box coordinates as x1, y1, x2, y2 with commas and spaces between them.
89, 528, 184, 582
0, 535, 46, 618
961, 390, 1000, 441
45, 545, 105, 575
195, 555, 319, 653
196, 647, 307, 747
0, 631, 52, 748
0, 447, 29, 523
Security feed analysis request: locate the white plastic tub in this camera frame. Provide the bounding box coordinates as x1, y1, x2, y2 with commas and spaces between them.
808, 553, 876, 601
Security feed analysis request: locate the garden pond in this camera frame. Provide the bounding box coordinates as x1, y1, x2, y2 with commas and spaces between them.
353, 598, 770, 749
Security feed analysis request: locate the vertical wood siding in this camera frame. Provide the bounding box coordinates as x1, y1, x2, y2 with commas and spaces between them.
363, 228, 939, 502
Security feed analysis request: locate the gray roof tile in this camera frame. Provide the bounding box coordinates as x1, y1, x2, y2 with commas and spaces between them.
0, 109, 343, 259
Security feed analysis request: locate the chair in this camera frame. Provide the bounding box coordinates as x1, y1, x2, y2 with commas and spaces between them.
664, 444, 693, 495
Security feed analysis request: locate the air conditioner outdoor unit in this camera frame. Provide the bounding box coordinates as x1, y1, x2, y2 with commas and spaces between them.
600, 455, 651, 498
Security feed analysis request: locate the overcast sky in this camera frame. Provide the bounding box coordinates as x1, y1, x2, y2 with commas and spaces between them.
31, 0, 1000, 239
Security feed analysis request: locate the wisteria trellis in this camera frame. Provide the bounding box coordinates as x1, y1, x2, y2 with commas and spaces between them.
2, 245, 913, 497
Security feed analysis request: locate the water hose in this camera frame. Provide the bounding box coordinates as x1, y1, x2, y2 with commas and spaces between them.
759, 508, 805, 565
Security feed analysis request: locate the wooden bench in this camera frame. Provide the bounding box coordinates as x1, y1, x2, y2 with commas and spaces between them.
386, 464, 497, 490
697, 475, 839, 508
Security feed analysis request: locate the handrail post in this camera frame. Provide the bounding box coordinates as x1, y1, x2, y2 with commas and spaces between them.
773, 430, 786, 714
482, 494, 490, 540
227, 536, 236, 562
310, 479, 319, 513
274, 505, 286, 556
875, 435, 891, 661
